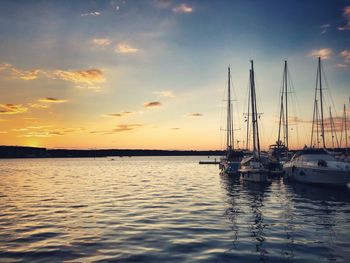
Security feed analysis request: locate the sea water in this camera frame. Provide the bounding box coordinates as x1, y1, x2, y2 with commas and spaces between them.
0, 156, 349, 262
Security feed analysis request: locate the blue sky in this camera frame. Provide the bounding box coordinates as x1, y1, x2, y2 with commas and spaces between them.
0, 0, 349, 150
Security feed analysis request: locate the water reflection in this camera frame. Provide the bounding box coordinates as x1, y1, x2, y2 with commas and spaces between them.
221, 175, 270, 261
289, 181, 350, 204
243, 181, 269, 261
221, 174, 350, 262
220, 174, 241, 249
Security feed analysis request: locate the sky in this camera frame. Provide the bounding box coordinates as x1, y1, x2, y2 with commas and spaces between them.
0, 0, 349, 150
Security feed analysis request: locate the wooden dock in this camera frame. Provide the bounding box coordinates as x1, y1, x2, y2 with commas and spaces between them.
199, 159, 220, 165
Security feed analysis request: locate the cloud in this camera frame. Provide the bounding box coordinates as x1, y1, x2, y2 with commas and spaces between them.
323, 116, 350, 133
113, 124, 144, 132
115, 43, 139, 54
280, 115, 349, 133
90, 123, 144, 134
153, 90, 175, 98
53, 69, 105, 85
320, 24, 330, 34
338, 6, 350, 30
28, 103, 49, 109
92, 38, 112, 47
144, 101, 162, 108
172, 3, 193, 13
0, 104, 28, 115
340, 50, 350, 63
0, 63, 41, 80
336, 63, 348, 68
103, 111, 133, 117
81, 11, 101, 17
0, 63, 11, 72
171, 127, 180, 130
38, 97, 67, 103
309, 48, 332, 59
188, 113, 203, 117
0, 63, 105, 86
75, 85, 102, 92
17, 127, 84, 138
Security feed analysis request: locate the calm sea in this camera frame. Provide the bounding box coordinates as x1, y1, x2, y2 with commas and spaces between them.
0, 156, 350, 262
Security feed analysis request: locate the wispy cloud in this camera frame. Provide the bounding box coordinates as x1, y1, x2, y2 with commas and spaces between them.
171, 127, 180, 130
172, 3, 193, 13
0, 104, 28, 115
75, 85, 102, 92
92, 38, 112, 47
81, 11, 101, 17
323, 116, 350, 133
340, 50, 350, 63
0, 63, 105, 86
28, 103, 49, 109
0, 63, 11, 72
320, 24, 330, 34
90, 123, 144, 134
115, 43, 139, 54
188, 113, 203, 117
103, 111, 133, 117
153, 90, 175, 98
338, 6, 350, 31
336, 63, 348, 68
0, 63, 41, 80
53, 69, 105, 85
144, 101, 162, 108
309, 48, 332, 59
17, 127, 84, 138
113, 124, 144, 132
38, 97, 67, 103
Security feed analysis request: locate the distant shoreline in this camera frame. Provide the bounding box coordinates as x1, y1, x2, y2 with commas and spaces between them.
1, 145, 348, 159
0, 145, 224, 159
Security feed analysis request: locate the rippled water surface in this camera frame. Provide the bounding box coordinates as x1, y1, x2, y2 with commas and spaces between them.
1, 157, 350, 262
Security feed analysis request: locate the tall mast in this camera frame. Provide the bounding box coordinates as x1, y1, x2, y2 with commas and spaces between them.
226, 66, 233, 150
316, 100, 320, 148
284, 60, 289, 149
311, 65, 318, 147
329, 107, 335, 151
246, 80, 251, 150
250, 68, 256, 155
345, 104, 348, 155
250, 60, 260, 160
277, 80, 284, 145
318, 57, 326, 148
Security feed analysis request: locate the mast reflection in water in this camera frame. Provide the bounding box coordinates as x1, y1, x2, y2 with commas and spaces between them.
220, 174, 350, 262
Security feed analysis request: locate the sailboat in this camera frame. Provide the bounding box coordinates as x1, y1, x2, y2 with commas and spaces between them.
283, 57, 350, 186
219, 66, 243, 175
239, 60, 269, 182
269, 60, 289, 163
267, 61, 292, 176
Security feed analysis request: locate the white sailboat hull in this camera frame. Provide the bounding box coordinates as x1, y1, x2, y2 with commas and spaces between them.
284, 164, 350, 186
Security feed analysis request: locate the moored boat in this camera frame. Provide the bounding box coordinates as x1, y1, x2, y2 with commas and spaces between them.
283, 57, 350, 186
219, 66, 243, 175
239, 60, 268, 183
283, 148, 350, 186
